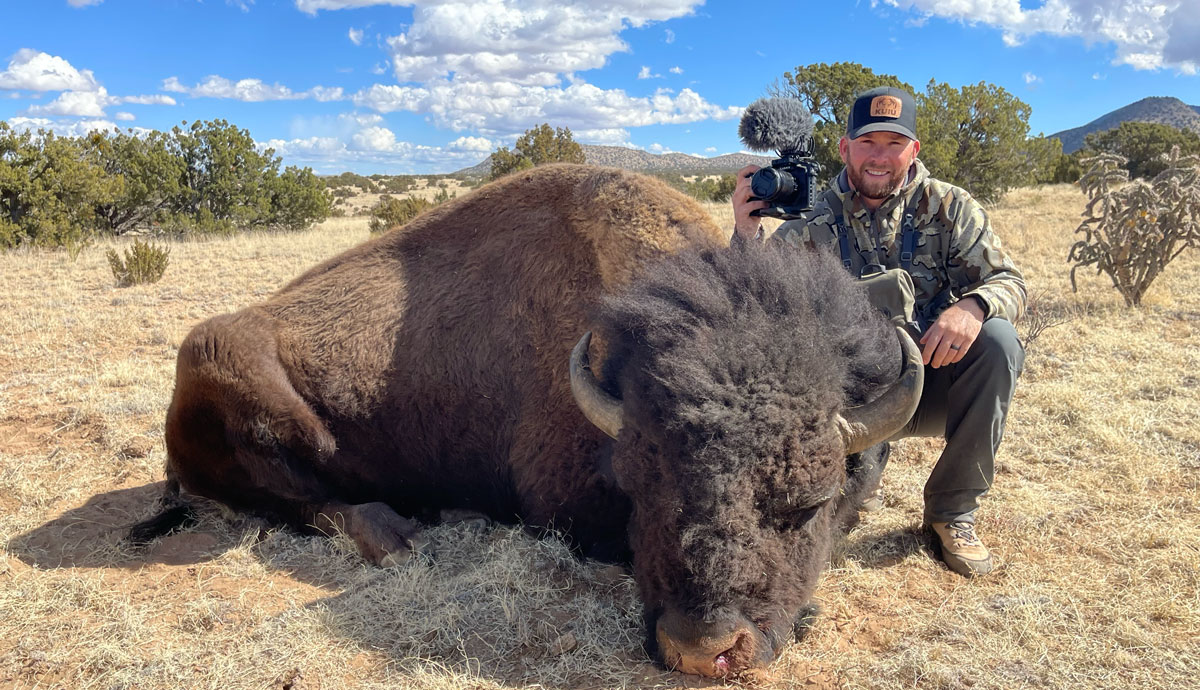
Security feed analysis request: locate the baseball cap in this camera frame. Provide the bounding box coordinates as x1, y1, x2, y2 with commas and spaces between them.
847, 86, 917, 141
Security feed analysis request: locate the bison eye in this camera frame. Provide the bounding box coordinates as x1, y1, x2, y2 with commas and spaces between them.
760, 500, 824, 530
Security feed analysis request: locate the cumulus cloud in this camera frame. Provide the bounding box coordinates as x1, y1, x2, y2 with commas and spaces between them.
7, 116, 119, 137
25, 86, 116, 117
0, 49, 99, 91
68, 0, 104, 6
351, 82, 739, 136
884, 0, 1198, 74
637, 66, 659, 79
164, 75, 345, 102
573, 127, 631, 146
447, 135, 496, 152
1023, 72, 1041, 84
665, 28, 675, 43
263, 131, 496, 173
349, 27, 364, 45
669, 66, 683, 74
115, 111, 135, 121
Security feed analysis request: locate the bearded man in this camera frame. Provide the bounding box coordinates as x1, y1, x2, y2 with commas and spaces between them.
732, 86, 1026, 577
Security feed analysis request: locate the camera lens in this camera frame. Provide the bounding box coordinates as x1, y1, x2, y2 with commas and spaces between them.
750, 167, 797, 202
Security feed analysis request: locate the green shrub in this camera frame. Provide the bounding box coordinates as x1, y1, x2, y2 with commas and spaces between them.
368, 197, 435, 234
1068, 147, 1200, 306
107, 239, 170, 286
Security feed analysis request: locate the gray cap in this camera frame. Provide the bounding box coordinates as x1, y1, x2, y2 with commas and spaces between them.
846, 86, 917, 141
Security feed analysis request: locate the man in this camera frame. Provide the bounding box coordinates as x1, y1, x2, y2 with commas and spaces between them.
732, 86, 1026, 577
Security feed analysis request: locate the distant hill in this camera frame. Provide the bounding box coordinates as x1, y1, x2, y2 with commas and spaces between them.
454, 144, 772, 178
1051, 96, 1200, 153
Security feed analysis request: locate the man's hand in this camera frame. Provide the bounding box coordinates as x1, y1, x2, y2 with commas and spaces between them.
732, 164, 768, 239
919, 298, 985, 368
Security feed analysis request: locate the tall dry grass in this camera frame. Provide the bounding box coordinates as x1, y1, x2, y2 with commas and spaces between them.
1, 185, 1197, 689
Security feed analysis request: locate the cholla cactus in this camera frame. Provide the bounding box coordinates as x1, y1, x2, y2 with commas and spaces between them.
1068, 146, 1200, 306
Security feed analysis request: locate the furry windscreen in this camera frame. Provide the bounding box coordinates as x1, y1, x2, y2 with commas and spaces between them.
738, 98, 815, 153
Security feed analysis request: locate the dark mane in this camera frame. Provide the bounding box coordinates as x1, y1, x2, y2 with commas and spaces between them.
599, 240, 900, 431
596, 241, 900, 614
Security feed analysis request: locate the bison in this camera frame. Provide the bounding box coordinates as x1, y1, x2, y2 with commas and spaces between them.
134, 164, 922, 678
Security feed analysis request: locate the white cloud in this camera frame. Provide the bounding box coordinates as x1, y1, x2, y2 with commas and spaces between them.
351, 81, 740, 136
637, 66, 660, 79
1092, 72, 1105, 80
68, 0, 104, 6
310, 86, 345, 102
123, 94, 177, 105
263, 131, 497, 173
884, 0, 1198, 74
25, 86, 116, 117
669, 66, 683, 74
371, 62, 388, 75
115, 111, 135, 121
665, 28, 675, 43
227, 0, 254, 11
351, 125, 398, 151
704, 146, 716, 153
447, 135, 496, 152
573, 128, 631, 146
0, 49, 99, 91
7, 116, 119, 137
295, 0, 408, 13
647, 143, 673, 154
163, 75, 345, 102
1023, 72, 1041, 84
349, 27, 364, 45
381, 1, 704, 86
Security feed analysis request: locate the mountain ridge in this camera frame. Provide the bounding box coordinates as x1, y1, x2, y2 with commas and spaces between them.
1050, 96, 1200, 153
454, 144, 773, 177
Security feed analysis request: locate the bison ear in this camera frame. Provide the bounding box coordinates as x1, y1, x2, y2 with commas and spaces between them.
570, 331, 625, 439
835, 327, 923, 455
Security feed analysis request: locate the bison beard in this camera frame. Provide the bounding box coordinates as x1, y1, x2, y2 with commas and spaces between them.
135, 165, 917, 679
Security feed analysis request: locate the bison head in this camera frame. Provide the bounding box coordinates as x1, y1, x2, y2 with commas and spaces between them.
570, 242, 922, 677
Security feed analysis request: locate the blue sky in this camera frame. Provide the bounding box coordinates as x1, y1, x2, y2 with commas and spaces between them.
2, 0, 1198, 174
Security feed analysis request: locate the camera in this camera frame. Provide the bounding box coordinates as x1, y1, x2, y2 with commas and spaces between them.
748, 150, 820, 221
738, 97, 822, 221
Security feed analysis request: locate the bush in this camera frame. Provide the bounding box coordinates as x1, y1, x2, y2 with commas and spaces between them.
368, 197, 435, 234
107, 239, 170, 286
1068, 147, 1200, 306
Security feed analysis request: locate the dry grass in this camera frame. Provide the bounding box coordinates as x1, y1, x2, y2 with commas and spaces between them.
2, 185, 1198, 689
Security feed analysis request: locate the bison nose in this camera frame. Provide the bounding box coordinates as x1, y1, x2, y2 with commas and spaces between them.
655, 607, 767, 677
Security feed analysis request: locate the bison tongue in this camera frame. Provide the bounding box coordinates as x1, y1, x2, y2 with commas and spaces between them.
715, 655, 730, 674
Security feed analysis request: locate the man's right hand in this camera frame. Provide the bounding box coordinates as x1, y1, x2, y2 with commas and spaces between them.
732, 164, 768, 240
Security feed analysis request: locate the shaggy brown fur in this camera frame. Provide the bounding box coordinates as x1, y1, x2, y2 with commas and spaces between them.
157, 164, 725, 562
146, 164, 895, 674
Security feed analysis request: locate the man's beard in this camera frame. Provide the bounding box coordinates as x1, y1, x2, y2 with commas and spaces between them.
847, 159, 909, 200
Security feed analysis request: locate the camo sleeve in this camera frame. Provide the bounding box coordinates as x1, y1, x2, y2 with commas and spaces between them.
945, 192, 1026, 323
771, 218, 812, 248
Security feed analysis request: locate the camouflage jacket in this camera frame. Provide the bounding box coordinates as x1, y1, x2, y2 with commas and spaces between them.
773, 160, 1026, 325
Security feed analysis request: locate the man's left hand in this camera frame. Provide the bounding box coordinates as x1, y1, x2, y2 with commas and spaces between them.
919, 298, 985, 368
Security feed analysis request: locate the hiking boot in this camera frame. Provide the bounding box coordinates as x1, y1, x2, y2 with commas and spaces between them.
928, 521, 994, 577
860, 483, 884, 512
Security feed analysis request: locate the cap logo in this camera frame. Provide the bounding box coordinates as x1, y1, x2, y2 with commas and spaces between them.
870, 95, 902, 118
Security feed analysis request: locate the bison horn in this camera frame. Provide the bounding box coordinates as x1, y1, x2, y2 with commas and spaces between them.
570, 331, 624, 439
835, 327, 924, 456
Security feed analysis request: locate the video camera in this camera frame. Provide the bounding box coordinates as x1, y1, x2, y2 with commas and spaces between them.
738, 98, 821, 220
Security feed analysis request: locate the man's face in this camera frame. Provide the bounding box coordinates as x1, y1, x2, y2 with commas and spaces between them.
838, 131, 921, 201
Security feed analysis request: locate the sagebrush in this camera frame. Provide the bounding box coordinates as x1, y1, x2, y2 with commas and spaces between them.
1068, 146, 1200, 306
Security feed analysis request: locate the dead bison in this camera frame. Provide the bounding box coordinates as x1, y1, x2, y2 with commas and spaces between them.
137, 164, 922, 678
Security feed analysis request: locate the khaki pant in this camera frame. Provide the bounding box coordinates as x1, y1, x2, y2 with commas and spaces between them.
887, 318, 1025, 524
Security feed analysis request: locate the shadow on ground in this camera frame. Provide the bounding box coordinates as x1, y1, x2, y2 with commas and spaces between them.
8, 484, 873, 690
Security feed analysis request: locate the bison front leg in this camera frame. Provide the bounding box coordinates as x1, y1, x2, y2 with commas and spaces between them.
311, 501, 426, 567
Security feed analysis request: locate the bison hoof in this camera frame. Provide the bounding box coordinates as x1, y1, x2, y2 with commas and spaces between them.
315, 501, 425, 567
